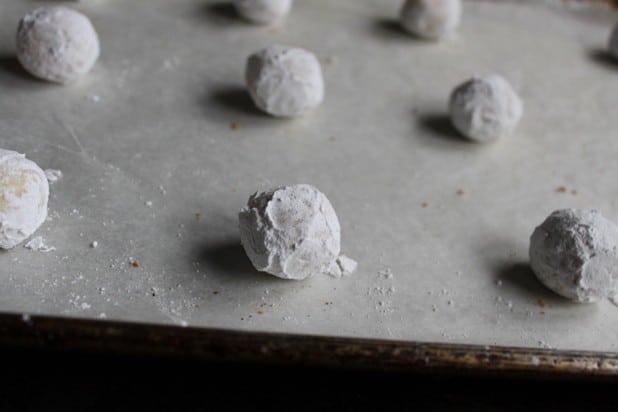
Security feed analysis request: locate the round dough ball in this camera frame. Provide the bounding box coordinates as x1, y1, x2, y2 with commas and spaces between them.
529, 209, 618, 303
399, 0, 462, 40
234, 0, 292, 25
0, 149, 49, 250
239, 184, 341, 280
16, 6, 100, 84
449, 74, 523, 143
608, 23, 618, 60
245, 45, 324, 118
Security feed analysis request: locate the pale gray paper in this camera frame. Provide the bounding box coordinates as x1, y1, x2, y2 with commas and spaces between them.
0, 0, 617, 351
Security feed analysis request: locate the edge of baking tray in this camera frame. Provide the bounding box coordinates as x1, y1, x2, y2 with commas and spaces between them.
1, 313, 616, 380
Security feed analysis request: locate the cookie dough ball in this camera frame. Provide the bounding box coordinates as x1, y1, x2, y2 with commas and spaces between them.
16, 6, 100, 84
529, 209, 618, 303
608, 23, 618, 60
234, 0, 292, 25
399, 0, 462, 40
0, 150, 49, 250
449, 74, 523, 143
239, 184, 341, 280
245, 45, 324, 118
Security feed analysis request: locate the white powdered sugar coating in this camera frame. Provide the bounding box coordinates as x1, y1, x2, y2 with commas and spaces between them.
239, 184, 341, 280
609, 23, 618, 60
399, 0, 462, 40
529, 209, 618, 303
0, 149, 49, 250
234, 0, 292, 24
24, 236, 55, 252
326, 254, 358, 278
449, 74, 523, 143
16, 6, 100, 84
245, 45, 324, 118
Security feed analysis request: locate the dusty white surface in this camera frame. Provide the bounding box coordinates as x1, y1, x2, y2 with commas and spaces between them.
530, 209, 618, 303
0, 149, 49, 249
234, 0, 292, 25
0, 0, 617, 351
400, 0, 462, 40
245, 45, 324, 117
449, 74, 523, 142
239, 184, 341, 280
16, 6, 100, 84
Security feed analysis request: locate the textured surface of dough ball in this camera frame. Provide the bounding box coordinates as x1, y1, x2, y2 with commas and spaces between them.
608, 23, 618, 59
529, 209, 618, 303
0, 149, 49, 250
16, 6, 100, 84
239, 184, 341, 280
399, 0, 462, 40
449, 74, 523, 142
234, 0, 292, 24
245, 45, 324, 118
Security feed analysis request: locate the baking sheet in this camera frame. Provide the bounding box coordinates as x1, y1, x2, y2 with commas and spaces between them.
1, 0, 617, 352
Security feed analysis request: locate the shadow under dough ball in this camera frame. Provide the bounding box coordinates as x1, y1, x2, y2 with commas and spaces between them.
16, 6, 100, 84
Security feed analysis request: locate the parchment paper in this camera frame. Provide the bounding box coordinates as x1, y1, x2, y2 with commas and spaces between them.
0, 0, 617, 351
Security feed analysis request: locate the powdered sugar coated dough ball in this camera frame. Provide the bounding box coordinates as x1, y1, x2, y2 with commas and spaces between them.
245, 45, 324, 118
234, 0, 292, 24
16, 6, 100, 84
399, 0, 462, 40
0, 150, 49, 250
529, 209, 618, 303
608, 23, 618, 60
449, 74, 523, 143
239, 184, 341, 280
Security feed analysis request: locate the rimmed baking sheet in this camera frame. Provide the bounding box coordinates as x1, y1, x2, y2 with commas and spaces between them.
1, 0, 617, 353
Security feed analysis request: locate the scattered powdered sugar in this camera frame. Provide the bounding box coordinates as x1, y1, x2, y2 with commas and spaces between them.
24, 236, 56, 252
44, 169, 63, 183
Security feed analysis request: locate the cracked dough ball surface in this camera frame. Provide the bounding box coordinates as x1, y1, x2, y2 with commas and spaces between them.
239, 184, 341, 280
16, 6, 100, 84
0, 149, 49, 250
399, 0, 462, 40
234, 0, 292, 24
449, 74, 523, 142
245, 45, 324, 118
529, 209, 618, 303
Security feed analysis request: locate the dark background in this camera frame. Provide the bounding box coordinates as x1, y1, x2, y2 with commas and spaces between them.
2, 348, 616, 412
